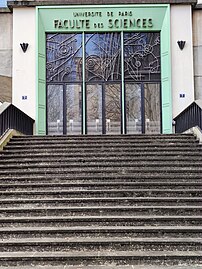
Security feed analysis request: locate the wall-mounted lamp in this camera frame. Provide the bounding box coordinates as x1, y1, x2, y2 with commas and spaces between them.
177, 40, 186, 50
20, 43, 29, 53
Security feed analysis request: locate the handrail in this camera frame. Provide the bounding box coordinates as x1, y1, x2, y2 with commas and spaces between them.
173, 100, 202, 133
0, 102, 35, 136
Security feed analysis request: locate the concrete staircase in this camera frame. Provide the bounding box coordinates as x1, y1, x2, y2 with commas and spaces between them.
0, 134, 201, 268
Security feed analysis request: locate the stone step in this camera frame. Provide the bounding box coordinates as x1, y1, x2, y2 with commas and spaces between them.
0, 250, 201, 267
1, 155, 202, 164
0, 266, 200, 269
0, 197, 201, 207
1, 215, 201, 228
0, 174, 201, 183
0, 206, 201, 217
1, 161, 201, 170
0, 182, 202, 191
11, 134, 194, 140
0, 237, 201, 252
4, 142, 201, 150
0, 188, 201, 198
1, 167, 201, 176
7, 139, 198, 146
0, 226, 201, 239
1, 150, 201, 158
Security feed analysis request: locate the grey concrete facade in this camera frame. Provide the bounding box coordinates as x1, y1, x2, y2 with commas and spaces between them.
193, 7, 202, 99
0, 8, 12, 103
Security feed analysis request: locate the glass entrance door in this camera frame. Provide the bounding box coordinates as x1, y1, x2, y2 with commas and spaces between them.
125, 83, 161, 134
86, 83, 121, 134
144, 83, 161, 134
66, 84, 82, 135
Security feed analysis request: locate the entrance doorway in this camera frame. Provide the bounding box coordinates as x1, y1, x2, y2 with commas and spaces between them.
87, 83, 121, 135
46, 32, 161, 135
47, 82, 161, 135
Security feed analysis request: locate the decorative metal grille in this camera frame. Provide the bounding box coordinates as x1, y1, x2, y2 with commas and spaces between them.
124, 33, 160, 81
46, 33, 82, 83
46, 32, 160, 83
85, 33, 121, 82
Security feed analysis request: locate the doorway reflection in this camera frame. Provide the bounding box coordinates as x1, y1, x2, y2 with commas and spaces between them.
66, 84, 82, 135
86, 84, 103, 134
144, 83, 161, 134
125, 84, 142, 134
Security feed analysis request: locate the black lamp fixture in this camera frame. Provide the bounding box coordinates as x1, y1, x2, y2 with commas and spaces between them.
177, 40, 186, 50
20, 43, 29, 53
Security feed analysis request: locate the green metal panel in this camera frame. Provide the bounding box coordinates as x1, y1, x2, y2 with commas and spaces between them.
38, 5, 167, 32
36, 4, 172, 134
160, 6, 172, 133
36, 10, 46, 135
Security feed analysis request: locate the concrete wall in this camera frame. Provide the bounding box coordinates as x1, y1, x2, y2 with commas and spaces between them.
12, 7, 36, 119
171, 5, 195, 118
0, 9, 12, 103
193, 8, 202, 100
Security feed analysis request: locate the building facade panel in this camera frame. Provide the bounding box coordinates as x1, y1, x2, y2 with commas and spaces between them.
171, 5, 194, 118
12, 7, 36, 119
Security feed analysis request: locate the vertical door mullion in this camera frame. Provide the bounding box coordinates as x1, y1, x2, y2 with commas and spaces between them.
141, 83, 145, 134
46, 84, 48, 135
82, 32, 86, 134
121, 31, 125, 134
160, 82, 163, 134
102, 84, 106, 134
63, 84, 67, 135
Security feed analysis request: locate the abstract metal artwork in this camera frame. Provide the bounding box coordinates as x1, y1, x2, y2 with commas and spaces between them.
46, 33, 82, 82
124, 32, 161, 81
46, 32, 160, 82
85, 33, 121, 81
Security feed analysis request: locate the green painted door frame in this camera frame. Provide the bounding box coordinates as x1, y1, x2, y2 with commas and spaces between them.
36, 4, 172, 135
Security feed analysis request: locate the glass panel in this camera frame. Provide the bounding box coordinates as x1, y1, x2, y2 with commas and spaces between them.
66, 85, 82, 135
105, 84, 121, 134
125, 84, 142, 134
85, 33, 121, 82
46, 33, 82, 83
86, 84, 103, 134
124, 32, 161, 82
144, 83, 161, 134
47, 85, 63, 135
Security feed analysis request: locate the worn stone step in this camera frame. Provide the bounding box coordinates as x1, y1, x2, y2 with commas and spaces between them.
0, 250, 201, 267
1, 155, 202, 165
0, 197, 201, 207
3, 142, 202, 150
0, 226, 201, 240
1, 167, 202, 176
4, 142, 201, 150
1, 161, 201, 171
0, 206, 201, 217
0, 182, 202, 191
0, 188, 201, 198
0, 266, 201, 269
1, 215, 201, 228
11, 134, 195, 140
1, 150, 201, 158
0, 174, 201, 183
0, 237, 201, 252
7, 138, 198, 146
